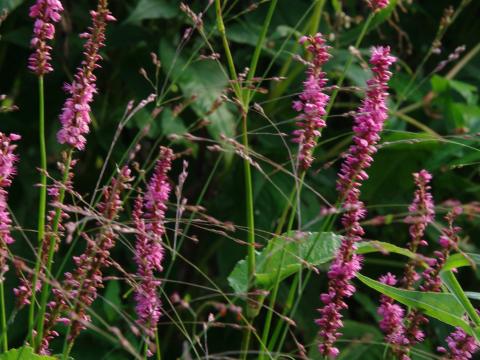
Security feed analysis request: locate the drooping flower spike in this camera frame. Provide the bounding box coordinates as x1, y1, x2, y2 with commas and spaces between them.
28, 0, 64, 75
134, 147, 173, 356
0, 133, 20, 278
57, 0, 115, 150
292, 33, 331, 171
316, 46, 396, 358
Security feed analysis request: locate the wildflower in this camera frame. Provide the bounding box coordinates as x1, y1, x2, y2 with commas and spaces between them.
316, 46, 396, 357
438, 327, 479, 360
366, 0, 389, 11
0, 133, 20, 278
38, 166, 132, 354
377, 273, 408, 357
402, 170, 435, 289
57, 0, 115, 150
134, 147, 173, 356
292, 33, 331, 170
28, 0, 64, 75
401, 206, 463, 355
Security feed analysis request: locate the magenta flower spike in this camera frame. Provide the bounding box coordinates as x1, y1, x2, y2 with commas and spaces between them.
38, 166, 132, 354
377, 273, 408, 355
28, 0, 64, 75
134, 147, 173, 356
57, 0, 115, 150
0, 133, 20, 278
292, 33, 331, 170
366, 0, 389, 11
316, 46, 395, 358
402, 170, 435, 289
438, 327, 479, 360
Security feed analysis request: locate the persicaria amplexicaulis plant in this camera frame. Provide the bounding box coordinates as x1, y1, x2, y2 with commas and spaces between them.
28, 0, 63, 75
0, 1, 479, 359
292, 33, 331, 171
57, 0, 115, 150
0, 133, 20, 279
133, 147, 173, 356
316, 46, 396, 358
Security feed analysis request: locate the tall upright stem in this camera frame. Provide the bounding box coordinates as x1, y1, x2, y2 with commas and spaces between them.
240, 110, 256, 359
0, 281, 7, 352
28, 75, 48, 344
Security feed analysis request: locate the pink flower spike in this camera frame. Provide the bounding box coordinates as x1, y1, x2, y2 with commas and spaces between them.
57, 0, 115, 150
134, 147, 174, 356
292, 33, 331, 170
28, 0, 63, 75
0, 133, 20, 279
316, 46, 395, 357
366, 0, 389, 11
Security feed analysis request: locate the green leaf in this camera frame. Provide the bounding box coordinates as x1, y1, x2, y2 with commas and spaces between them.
228, 232, 342, 294
356, 273, 477, 337
0, 347, 56, 360
158, 40, 236, 162
227, 231, 420, 294
443, 252, 480, 271
103, 280, 122, 322
0, 0, 25, 11
440, 270, 480, 327
126, 0, 179, 24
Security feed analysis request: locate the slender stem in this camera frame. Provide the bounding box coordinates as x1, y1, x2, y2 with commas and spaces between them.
0, 282, 8, 352
35, 149, 73, 350
259, 173, 305, 360
215, 0, 242, 100
37, 76, 48, 246
324, 13, 374, 117
245, 0, 278, 103
240, 111, 256, 359
28, 76, 48, 344
155, 329, 162, 360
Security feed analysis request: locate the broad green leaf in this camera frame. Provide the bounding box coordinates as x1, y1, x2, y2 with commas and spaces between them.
0, 347, 56, 360
440, 270, 480, 327
159, 40, 236, 162
227, 231, 420, 294
228, 232, 341, 294
443, 252, 480, 271
356, 273, 477, 338
126, 0, 179, 24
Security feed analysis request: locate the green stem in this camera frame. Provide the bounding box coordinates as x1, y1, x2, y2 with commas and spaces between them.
258, 173, 305, 360
35, 149, 73, 350
155, 329, 162, 360
324, 13, 374, 117
28, 75, 48, 345
0, 282, 8, 352
245, 0, 278, 103
240, 111, 256, 359
215, 0, 242, 100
